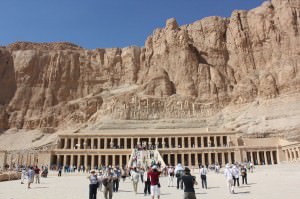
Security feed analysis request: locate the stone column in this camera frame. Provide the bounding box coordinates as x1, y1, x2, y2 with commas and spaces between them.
195, 153, 199, 166
270, 151, 274, 164
91, 139, 94, 149
112, 155, 116, 166
124, 138, 127, 149
131, 138, 134, 149
63, 155, 67, 166
175, 137, 178, 148
64, 139, 67, 149
221, 152, 224, 165
91, 155, 94, 169
201, 153, 204, 165
168, 137, 172, 148
57, 155, 61, 166
188, 153, 192, 166
175, 153, 178, 165
77, 138, 81, 149
250, 151, 254, 163
118, 138, 121, 148
71, 138, 74, 149
70, 155, 74, 167
105, 155, 109, 166
84, 138, 87, 149
167, 154, 171, 165
266, 151, 270, 165
201, 137, 204, 148
214, 136, 217, 147
188, 137, 191, 148
195, 137, 198, 148
208, 152, 211, 165
104, 138, 107, 149
84, 155, 88, 169
297, 148, 300, 160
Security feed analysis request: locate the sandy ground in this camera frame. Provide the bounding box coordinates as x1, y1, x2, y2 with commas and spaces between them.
0, 163, 300, 199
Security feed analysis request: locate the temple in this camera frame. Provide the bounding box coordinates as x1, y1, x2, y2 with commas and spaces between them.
1, 128, 299, 170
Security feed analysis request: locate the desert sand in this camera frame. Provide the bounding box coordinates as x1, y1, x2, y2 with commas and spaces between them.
0, 163, 300, 199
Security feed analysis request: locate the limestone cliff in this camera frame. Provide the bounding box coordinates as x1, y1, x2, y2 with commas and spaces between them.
0, 0, 299, 142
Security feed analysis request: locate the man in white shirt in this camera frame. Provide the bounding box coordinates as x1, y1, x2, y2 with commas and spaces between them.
199, 165, 208, 189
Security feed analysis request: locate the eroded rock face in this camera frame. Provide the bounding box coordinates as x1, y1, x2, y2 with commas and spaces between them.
0, 0, 299, 137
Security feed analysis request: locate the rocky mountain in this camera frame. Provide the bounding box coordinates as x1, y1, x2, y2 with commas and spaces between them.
0, 0, 299, 145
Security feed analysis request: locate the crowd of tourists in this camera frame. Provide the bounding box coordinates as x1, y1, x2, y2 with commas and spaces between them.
14, 160, 254, 199
84, 160, 253, 199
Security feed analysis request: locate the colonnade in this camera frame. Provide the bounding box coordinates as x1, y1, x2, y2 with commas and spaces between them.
283, 146, 300, 161
162, 151, 236, 167
58, 135, 231, 150
54, 154, 131, 169
245, 150, 278, 165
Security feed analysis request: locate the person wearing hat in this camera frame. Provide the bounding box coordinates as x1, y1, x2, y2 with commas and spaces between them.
182, 167, 197, 199
148, 165, 161, 199
224, 163, 235, 194
88, 170, 99, 199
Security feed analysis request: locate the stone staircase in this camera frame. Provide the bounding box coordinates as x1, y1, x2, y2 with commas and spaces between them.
127, 149, 166, 168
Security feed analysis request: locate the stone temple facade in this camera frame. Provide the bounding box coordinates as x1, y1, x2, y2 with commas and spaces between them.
1, 128, 299, 170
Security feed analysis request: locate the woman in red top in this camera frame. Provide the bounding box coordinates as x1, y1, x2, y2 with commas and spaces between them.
148, 165, 161, 199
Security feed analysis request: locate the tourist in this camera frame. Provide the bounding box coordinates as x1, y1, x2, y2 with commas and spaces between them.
240, 165, 248, 184
224, 163, 235, 194
140, 167, 145, 183
199, 165, 208, 189
121, 168, 127, 182
149, 165, 161, 199
58, 166, 62, 177
112, 168, 120, 192
102, 168, 113, 199
88, 170, 99, 199
21, 167, 26, 184
130, 167, 140, 194
97, 171, 103, 192
144, 166, 151, 196
27, 166, 35, 189
182, 167, 197, 199
250, 162, 254, 173
232, 165, 240, 187
34, 166, 40, 184
175, 163, 184, 190
167, 166, 174, 187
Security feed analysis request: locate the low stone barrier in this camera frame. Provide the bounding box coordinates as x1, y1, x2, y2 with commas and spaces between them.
0, 172, 21, 182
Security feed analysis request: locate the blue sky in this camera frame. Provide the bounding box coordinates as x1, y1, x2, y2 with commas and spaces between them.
0, 0, 265, 49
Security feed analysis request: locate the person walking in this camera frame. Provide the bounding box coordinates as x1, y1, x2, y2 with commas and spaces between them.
88, 170, 99, 199
182, 167, 197, 199
168, 166, 174, 187
232, 165, 240, 187
130, 167, 140, 194
224, 164, 235, 194
58, 166, 62, 177
34, 166, 41, 184
97, 171, 103, 192
174, 163, 184, 190
240, 165, 248, 185
112, 168, 120, 192
27, 167, 35, 189
21, 167, 26, 184
199, 165, 208, 189
102, 168, 113, 199
149, 165, 161, 199
144, 167, 151, 196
